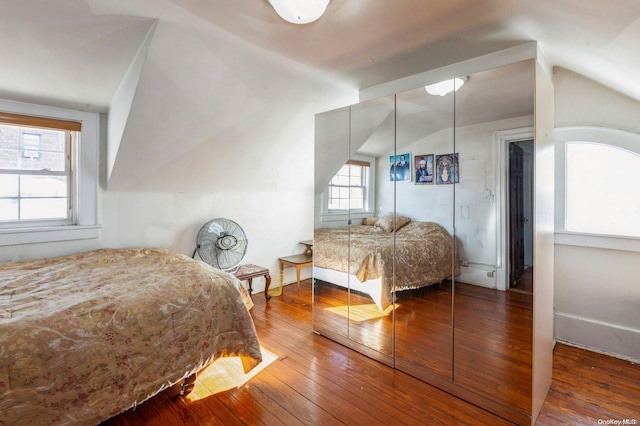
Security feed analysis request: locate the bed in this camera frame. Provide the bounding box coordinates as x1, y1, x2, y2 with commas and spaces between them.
314, 219, 459, 311
0, 248, 262, 425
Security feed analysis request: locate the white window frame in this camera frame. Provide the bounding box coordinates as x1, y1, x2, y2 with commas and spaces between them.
0, 99, 101, 246
327, 161, 369, 212
1, 125, 73, 228
554, 126, 640, 252
320, 155, 376, 223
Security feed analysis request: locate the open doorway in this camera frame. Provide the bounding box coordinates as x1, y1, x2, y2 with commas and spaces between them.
508, 139, 534, 294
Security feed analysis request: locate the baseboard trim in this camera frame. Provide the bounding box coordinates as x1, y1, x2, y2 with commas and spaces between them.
555, 312, 640, 363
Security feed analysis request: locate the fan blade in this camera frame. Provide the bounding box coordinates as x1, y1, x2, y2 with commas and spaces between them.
206, 222, 225, 237
216, 250, 241, 270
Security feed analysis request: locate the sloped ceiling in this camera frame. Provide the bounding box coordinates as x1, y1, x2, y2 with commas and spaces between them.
1, 0, 640, 192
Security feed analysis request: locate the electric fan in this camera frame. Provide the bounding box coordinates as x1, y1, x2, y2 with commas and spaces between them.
195, 218, 248, 271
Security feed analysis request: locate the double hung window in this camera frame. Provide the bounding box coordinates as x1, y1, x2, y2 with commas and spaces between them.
0, 112, 80, 228
327, 160, 370, 212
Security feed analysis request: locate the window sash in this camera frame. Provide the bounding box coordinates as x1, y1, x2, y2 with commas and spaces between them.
327, 163, 369, 212
0, 119, 74, 228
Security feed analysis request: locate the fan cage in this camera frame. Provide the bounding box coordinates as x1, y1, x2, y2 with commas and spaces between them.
196, 218, 248, 271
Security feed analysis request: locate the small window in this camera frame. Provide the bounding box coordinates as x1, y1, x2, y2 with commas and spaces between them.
565, 141, 640, 237
327, 161, 369, 212
0, 113, 79, 228
21, 133, 41, 159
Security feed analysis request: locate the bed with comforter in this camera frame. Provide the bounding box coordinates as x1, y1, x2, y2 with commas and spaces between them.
314, 220, 458, 311
0, 248, 262, 425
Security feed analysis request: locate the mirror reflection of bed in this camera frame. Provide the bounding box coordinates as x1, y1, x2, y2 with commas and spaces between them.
314, 58, 539, 423
313, 217, 457, 364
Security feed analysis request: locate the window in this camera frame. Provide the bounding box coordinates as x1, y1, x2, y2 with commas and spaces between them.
566, 142, 640, 237
556, 126, 640, 250
321, 157, 375, 222
21, 133, 41, 158
0, 101, 100, 246
0, 114, 78, 228
327, 161, 369, 211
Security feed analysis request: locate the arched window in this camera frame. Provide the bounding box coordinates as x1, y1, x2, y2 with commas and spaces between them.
565, 142, 640, 237
556, 127, 640, 243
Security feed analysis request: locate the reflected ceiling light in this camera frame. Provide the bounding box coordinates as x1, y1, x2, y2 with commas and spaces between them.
268, 0, 330, 24
425, 77, 468, 96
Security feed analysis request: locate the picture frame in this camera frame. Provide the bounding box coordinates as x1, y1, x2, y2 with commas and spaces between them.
414, 154, 434, 184
435, 153, 459, 185
389, 153, 411, 182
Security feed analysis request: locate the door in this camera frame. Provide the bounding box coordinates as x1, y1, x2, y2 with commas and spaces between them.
509, 142, 526, 287
393, 83, 455, 382
453, 61, 534, 420
347, 95, 395, 361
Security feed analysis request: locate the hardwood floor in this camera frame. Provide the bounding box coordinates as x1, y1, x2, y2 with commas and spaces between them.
104, 279, 640, 425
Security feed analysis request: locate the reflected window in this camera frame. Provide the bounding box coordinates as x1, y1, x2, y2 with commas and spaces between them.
566, 142, 640, 237
327, 160, 370, 212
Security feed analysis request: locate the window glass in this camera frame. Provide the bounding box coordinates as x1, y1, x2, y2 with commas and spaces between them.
566, 142, 640, 237
327, 163, 369, 212
0, 121, 72, 226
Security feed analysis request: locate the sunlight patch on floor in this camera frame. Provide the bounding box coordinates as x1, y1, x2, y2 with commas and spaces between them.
186, 346, 278, 401
325, 303, 396, 322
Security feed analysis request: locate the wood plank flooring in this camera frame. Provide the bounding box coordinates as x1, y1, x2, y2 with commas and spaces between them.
103, 279, 640, 425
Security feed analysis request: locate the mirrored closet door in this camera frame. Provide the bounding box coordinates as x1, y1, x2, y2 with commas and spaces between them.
313, 105, 351, 343
392, 83, 456, 382
451, 60, 535, 419
345, 95, 395, 360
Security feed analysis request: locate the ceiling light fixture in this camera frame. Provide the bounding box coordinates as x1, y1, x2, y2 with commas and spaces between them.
425, 77, 468, 96
268, 0, 330, 24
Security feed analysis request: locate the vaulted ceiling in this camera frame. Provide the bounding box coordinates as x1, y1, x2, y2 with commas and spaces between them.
2, 0, 639, 192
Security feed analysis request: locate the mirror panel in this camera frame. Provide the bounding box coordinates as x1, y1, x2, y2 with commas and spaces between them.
313, 105, 351, 341
392, 83, 455, 381
346, 95, 395, 357
452, 60, 535, 415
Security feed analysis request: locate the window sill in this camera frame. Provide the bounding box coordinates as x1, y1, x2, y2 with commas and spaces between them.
0, 224, 102, 246
555, 231, 640, 253
320, 212, 375, 223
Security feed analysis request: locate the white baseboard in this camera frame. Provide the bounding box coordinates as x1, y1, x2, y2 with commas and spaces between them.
457, 263, 496, 288
555, 312, 640, 363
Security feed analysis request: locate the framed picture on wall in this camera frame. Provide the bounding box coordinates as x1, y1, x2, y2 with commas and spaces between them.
435, 153, 459, 184
414, 154, 434, 184
389, 153, 411, 182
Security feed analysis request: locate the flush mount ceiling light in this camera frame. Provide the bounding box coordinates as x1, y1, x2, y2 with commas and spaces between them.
425, 77, 468, 96
268, 0, 330, 24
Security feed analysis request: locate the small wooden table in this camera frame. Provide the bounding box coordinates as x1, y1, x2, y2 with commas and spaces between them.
234, 264, 271, 301
279, 253, 313, 290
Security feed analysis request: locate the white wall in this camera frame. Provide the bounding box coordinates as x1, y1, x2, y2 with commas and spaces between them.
0, 189, 315, 292
553, 67, 640, 361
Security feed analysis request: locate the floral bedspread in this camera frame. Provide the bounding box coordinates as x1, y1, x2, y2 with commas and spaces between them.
314, 221, 459, 309
0, 248, 262, 425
